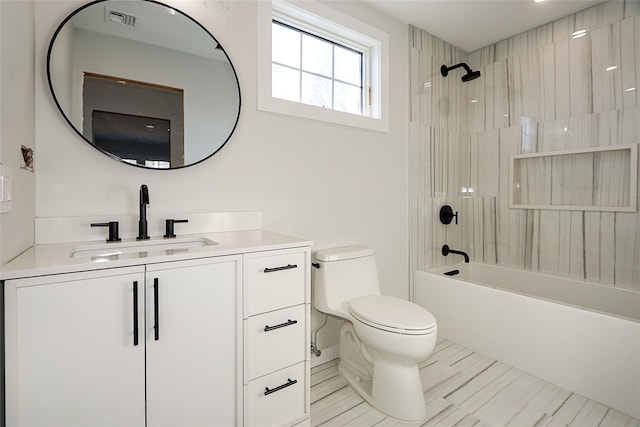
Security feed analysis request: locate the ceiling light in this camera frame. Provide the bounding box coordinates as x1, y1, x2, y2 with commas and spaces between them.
572, 29, 587, 39
534, 0, 545, 3
146, 125, 156, 129
605, 65, 618, 71
470, 99, 478, 103
423, 82, 432, 88
626, 87, 636, 92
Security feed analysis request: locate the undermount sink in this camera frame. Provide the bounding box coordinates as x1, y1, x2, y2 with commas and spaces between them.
71, 237, 218, 259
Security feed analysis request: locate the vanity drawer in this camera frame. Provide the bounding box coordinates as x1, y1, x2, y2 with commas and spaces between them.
245, 304, 306, 381
245, 362, 307, 427
244, 250, 307, 316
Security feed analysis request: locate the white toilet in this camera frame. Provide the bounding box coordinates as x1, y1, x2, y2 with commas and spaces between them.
313, 245, 437, 423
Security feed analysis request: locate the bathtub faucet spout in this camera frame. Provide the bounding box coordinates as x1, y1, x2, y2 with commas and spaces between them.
442, 245, 469, 263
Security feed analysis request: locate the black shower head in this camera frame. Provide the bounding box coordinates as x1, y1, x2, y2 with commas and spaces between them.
441, 63, 481, 82
462, 70, 481, 82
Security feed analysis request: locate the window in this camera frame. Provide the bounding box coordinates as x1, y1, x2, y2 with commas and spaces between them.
257, 0, 389, 132
272, 20, 364, 115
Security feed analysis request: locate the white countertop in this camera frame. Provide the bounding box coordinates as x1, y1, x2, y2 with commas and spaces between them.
1, 230, 313, 280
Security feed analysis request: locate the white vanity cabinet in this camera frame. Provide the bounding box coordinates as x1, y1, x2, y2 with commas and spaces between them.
144, 256, 242, 427
4, 266, 147, 427
4, 255, 242, 427
243, 247, 311, 427
3, 231, 313, 427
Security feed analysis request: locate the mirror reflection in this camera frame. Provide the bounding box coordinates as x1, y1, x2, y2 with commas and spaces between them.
47, 0, 241, 169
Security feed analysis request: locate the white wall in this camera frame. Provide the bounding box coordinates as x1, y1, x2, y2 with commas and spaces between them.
33, 0, 409, 353
0, 0, 36, 265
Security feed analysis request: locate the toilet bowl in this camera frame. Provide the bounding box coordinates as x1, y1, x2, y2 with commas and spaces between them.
313, 246, 437, 423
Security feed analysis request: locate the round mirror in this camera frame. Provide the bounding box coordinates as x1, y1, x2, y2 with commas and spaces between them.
47, 0, 241, 169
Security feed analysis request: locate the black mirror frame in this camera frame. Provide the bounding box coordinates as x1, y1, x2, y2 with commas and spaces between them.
46, 0, 242, 170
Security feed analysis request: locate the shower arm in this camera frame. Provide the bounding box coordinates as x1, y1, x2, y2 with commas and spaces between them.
444, 63, 472, 74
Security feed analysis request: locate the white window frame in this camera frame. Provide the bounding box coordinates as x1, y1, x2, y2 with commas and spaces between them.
257, 0, 389, 132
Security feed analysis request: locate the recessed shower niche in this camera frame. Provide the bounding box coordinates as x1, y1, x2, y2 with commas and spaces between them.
510, 144, 638, 212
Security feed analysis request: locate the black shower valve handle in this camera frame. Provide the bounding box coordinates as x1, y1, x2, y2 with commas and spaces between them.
91, 221, 121, 242
439, 205, 458, 225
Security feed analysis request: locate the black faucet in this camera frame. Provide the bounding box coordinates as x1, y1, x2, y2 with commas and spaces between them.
442, 244, 469, 263
137, 184, 150, 240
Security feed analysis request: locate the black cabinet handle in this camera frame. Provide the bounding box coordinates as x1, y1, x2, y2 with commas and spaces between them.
264, 319, 298, 332
154, 278, 160, 341
263, 264, 297, 273
264, 378, 297, 396
133, 281, 139, 346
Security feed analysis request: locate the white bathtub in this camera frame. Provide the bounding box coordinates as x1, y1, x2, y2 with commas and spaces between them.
414, 263, 640, 419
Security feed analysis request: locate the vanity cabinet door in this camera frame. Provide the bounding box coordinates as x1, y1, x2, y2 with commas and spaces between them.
4, 267, 146, 427
145, 256, 242, 427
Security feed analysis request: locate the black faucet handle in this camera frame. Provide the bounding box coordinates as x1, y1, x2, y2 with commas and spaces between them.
439, 205, 458, 225
164, 219, 188, 238
91, 221, 122, 243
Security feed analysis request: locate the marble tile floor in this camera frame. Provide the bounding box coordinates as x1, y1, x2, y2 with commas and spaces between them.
310, 338, 640, 427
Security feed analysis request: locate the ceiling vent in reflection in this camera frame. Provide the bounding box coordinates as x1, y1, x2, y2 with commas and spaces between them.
105, 8, 137, 28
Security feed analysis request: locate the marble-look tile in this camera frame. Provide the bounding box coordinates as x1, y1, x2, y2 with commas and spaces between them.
636, 15, 640, 107
567, 113, 600, 149
568, 211, 586, 280
625, 0, 640, 19
550, 393, 589, 426
490, 62, 510, 130
569, 34, 593, 117
620, 17, 637, 108
494, 38, 509, 63
594, 148, 632, 208
543, 45, 556, 121
614, 211, 640, 290
552, 16, 572, 44
446, 130, 463, 197
477, 130, 500, 196
554, 39, 571, 120
620, 106, 640, 144
473, 373, 547, 426
574, 1, 625, 34
591, 23, 623, 114
498, 126, 522, 197
409, 10, 639, 292
465, 71, 486, 132
536, 210, 561, 274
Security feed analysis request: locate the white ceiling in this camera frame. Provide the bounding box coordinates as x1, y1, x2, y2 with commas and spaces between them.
362, 0, 605, 52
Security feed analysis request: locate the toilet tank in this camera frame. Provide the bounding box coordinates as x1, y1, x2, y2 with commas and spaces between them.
313, 246, 381, 316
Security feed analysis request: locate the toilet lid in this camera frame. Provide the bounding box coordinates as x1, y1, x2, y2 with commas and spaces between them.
349, 295, 436, 335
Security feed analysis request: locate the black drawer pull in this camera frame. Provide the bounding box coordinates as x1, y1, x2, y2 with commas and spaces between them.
264, 378, 297, 396
154, 278, 160, 341
133, 281, 139, 346
263, 264, 297, 273
264, 319, 298, 332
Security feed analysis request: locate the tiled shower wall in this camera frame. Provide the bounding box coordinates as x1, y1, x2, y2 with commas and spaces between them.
410, 0, 640, 291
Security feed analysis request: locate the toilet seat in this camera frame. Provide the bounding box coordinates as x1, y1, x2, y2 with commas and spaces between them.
349, 295, 436, 335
